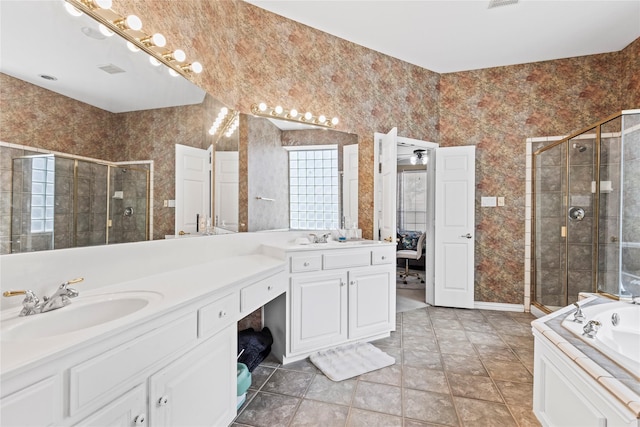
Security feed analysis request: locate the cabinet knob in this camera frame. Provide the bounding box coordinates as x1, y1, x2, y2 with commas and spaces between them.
267, 285, 272, 291
303, 262, 309, 267
381, 256, 386, 260
158, 396, 169, 406
218, 310, 227, 318
134, 414, 146, 425
350, 280, 356, 286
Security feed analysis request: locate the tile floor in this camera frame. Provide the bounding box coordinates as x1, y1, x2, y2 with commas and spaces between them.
233, 292, 540, 427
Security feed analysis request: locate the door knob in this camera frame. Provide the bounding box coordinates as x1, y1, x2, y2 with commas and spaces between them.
383, 236, 394, 242
460, 233, 472, 239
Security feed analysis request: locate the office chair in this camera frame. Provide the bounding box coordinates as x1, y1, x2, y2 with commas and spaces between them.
396, 232, 426, 284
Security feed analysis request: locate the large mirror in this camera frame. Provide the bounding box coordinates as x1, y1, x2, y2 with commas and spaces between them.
242, 114, 358, 232
0, 1, 238, 254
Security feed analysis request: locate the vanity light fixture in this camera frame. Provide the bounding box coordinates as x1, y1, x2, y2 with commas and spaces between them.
251, 103, 338, 129
209, 107, 239, 140
64, 0, 204, 79
410, 149, 428, 165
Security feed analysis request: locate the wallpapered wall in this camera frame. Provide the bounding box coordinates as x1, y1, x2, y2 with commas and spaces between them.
2, 0, 638, 305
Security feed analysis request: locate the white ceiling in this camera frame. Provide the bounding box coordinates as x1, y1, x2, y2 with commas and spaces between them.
245, 0, 640, 73
0, 1, 204, 113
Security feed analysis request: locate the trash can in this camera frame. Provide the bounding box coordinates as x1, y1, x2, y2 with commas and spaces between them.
236, 362, 251, 409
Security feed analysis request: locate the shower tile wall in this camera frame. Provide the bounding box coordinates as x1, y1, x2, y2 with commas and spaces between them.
108, 167, 149, 245
534, 145, 565, 307
598, 135, 622, 295
53, 157, 76, 250
621, 114, 640, 296
75, 161, 108, 248
566, 137, 596, 302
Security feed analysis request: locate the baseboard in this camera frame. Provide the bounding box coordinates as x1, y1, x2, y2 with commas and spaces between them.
474, 301, 525, 312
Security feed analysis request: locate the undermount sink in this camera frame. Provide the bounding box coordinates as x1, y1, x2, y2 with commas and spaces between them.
1, 291, 163, 341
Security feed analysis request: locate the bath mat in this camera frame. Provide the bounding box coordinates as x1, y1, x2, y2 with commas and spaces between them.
310, 342, 395, 382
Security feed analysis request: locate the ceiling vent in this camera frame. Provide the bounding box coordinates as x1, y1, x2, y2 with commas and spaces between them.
488, 0, 519, 8
98, 64, 126, 74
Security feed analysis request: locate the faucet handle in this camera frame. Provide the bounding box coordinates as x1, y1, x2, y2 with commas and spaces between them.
3, 290, 41, 316
62, 277, 84, 287
572, 302, 585, 323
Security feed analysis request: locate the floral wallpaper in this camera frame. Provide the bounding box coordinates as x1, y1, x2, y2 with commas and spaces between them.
2, 0, 638, 306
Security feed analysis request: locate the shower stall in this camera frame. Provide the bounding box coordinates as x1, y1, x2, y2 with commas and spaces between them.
10, 154, 149, 253
532, 110, 640, 312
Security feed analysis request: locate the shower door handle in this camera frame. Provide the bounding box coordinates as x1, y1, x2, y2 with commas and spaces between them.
460, 233, 472, 239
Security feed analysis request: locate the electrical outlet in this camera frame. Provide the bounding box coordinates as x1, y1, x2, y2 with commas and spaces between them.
497, 197, 505, 206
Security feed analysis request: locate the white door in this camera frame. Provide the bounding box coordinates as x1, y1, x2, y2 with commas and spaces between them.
175, 144, 210, 235
434, 146, 476, 308
375, 128, 397, 242
342, 144, 359, 228
214, 151, 239, 231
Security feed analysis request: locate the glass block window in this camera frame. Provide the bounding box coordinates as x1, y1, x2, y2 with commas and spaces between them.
289, 148, 339, 230
30, 155, 55, 233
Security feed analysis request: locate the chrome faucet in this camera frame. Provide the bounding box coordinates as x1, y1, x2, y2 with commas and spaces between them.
572, 302, 585, 323
309, 233, 330, 244
3, 278, 84, 316
582, 319, 601, 338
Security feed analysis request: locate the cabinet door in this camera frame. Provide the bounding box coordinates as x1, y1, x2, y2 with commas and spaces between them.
291, 272, 348, 353
1, 376, 62, 427
348, 267, 394, 339
149, 326, 236, 427
75, 384, 146, 427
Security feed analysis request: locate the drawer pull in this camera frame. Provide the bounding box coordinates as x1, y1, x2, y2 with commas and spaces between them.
134, 414, 146, 425
158, 396, 169, 407
218, 310, 227, 318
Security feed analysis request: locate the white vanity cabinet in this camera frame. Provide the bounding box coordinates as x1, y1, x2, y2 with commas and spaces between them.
266, 244, 396, 363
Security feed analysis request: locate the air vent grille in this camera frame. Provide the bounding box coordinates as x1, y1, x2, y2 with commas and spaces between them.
488, 0, 519, 9
98, 64, 126, 74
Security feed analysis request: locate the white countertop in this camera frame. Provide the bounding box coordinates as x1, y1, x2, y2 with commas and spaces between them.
0, 253, 285, 377
263, 238, 395, 252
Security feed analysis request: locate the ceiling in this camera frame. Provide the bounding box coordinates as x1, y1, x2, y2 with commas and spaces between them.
245, 0, 640, 73
0, 1, 204, 113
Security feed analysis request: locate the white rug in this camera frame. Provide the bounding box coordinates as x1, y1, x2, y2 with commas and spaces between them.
396, 289, 428, 313
310, 342, 395, 382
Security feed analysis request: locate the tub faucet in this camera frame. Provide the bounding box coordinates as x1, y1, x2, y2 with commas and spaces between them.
572, 302, 585, 323
582, 320, 601, 339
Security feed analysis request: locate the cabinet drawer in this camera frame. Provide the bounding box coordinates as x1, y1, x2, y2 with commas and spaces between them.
199, 292, 239, 339
371, 248, 393, 265
291, 255, 322, 273
241, 271, 287, 314
323, 250, 370, 270
69, 313, 197, 416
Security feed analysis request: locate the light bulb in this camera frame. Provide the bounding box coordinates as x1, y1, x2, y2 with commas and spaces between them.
289, 109, 298, 118
209, 128, 215, 135
318, 115, 326, 124
258, 103, 267, 112
125, 15, 142, 31
410, 155, 417, 165
331, 117, 339, 125
172, 49, 186, 62
98, 24, 114, 37
64, 3, 83, 17
93, 0, 112, 9
422, 156, 428, 165
168, 68, 179, 77
127, 41, 140, 52
304, 112, 312, 121
275, 105, 283, 115
221, 107, 229, 115
149, 56, 161, 67
190, 62, 203, 74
